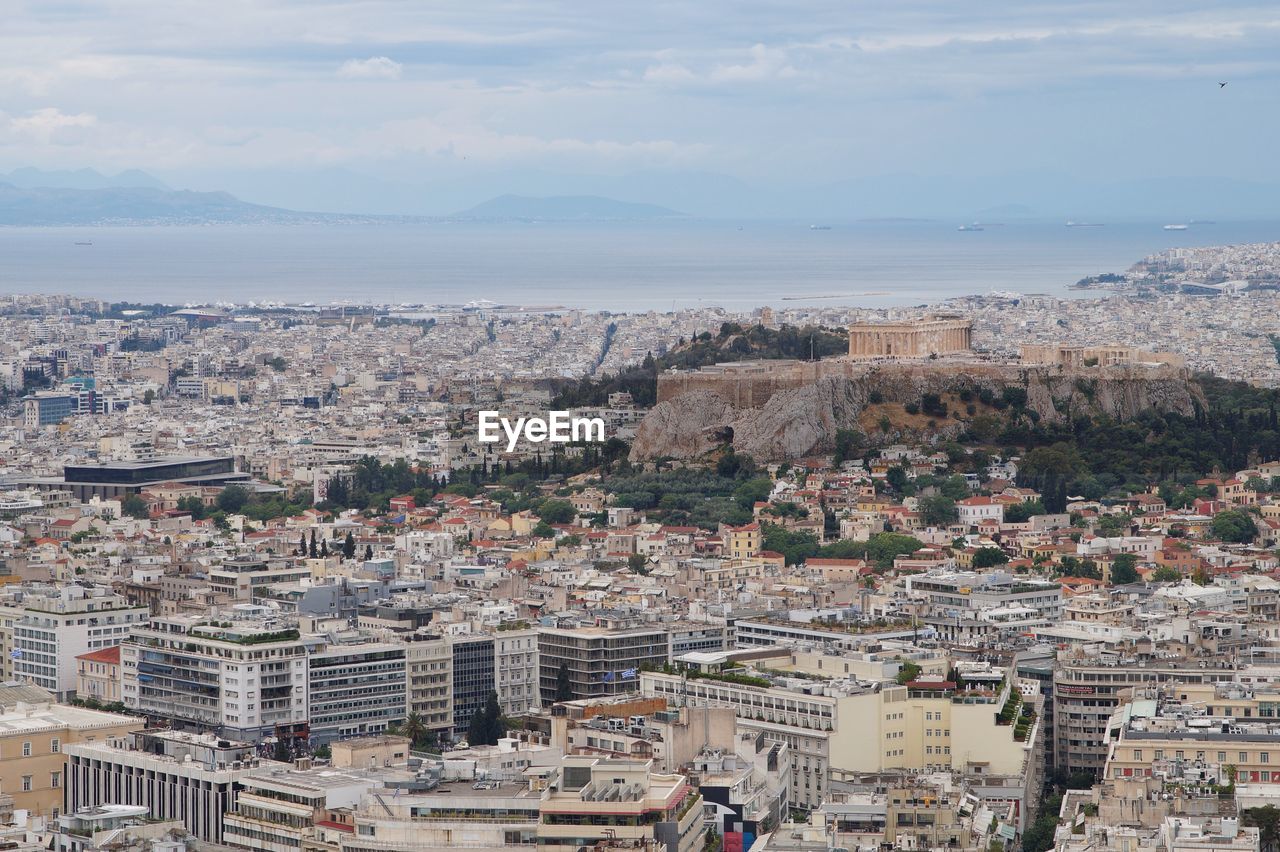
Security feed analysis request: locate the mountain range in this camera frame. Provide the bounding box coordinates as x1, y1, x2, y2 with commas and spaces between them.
5, 165, 1280, 223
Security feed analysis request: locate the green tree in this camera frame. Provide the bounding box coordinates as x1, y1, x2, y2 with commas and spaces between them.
761, 524, 819, 566
1212, 508, 1258, 544
537, 499, 576, 524
342, 531, 356, 559
216, 484, 249, 513
1152, 565, 1182, 583
142, 389, 155, 405
121, 494, 149, 520
554, 662, 574, 702
467, 691, 507, 746
895, 660, 922, 685
1243, 805, 1280, 852
627, 553, 649, 574
971, 547, 1009, 568
918, 494, 957, 527
400, 712, 428, 748
1110, 552, 1140, 585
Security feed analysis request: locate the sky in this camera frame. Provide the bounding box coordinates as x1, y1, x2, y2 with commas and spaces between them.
3, 1, 1280, 216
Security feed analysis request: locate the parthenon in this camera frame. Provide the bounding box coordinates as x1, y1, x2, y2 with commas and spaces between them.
847, 316, 973, 359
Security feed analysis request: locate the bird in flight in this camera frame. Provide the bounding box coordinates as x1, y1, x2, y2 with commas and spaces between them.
1219, 81, 1228, 88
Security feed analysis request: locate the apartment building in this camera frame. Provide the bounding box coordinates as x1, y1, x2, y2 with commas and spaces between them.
120, 613, 310, 741
306, 640, 406, 744
4, 585, 148, 701
537, 756, 704, 852
223, 765, 383, 852
494, 627, 540, 715
641, 665, 1040, 819
1053, 655, 1242, 776
404, 633, 453, 736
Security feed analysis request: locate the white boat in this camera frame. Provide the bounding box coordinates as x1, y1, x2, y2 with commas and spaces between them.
1163, 224, 1188, 231
957, 223, 984, 232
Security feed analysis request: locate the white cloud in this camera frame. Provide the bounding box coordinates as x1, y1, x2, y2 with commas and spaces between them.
337, 56, 403, 80
1, 107, 96, 143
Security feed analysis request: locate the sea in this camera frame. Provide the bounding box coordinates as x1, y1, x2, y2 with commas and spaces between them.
2, 219, 1278, 312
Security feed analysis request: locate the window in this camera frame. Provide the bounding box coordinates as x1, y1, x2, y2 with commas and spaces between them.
21, 742, 30, 757
20, 776, 30, 792
50, 772, 59, 789
49, 738, 59, 754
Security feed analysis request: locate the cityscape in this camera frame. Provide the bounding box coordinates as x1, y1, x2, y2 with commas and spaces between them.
8, 2, 1280, 852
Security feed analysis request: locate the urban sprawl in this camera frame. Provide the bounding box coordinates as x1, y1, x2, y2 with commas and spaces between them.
2, 245, 1280, 852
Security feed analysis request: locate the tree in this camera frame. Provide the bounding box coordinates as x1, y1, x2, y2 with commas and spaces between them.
142, 389, 155, 405
1004, 499, 1047, 523
554, 662, 574, 702
1243, 805, 1280, 852
627, 553, 649, 574
971, 547, 1009, 568
298, 533, 306, 556
832, 428, 864, 465
1152, 565, 1182, 583
532, 520, 555, 538
1212, 508, 1258, 544
1110, 552, 1140, 585
319, 539, 329, 558
121, 494, 149, 520
365, 544, 374, 560
400, 712, 427, 748
342, 531, 356, 559
467, 691, 506, 746
537, 499, 576, 524
895, 660, 922, 685
308, 529, 318, 559
918, 494, 957, 527
216, 484, 249, 513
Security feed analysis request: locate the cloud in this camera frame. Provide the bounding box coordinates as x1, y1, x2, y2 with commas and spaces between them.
1, 107, 96, 143
337, 56, 402, 79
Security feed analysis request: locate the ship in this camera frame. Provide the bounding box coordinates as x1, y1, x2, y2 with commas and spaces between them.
1162, 224, 1188, 231
957, 223, 984, 231
1065, 221, 1104, 227
809, 224, 832, 230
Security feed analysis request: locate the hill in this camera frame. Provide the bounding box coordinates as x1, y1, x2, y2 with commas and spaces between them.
453, 194, 682, 221
1, 167, 169, 191
550, 322, 848, 409
0, 183, 336, 225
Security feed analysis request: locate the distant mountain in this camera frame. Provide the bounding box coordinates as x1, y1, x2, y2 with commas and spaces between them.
454, 194, 683, 221
2, 167, 170, 191
0, 183, 333, 225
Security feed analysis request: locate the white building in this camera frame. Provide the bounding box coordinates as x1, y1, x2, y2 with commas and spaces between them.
8, 586, 148, 701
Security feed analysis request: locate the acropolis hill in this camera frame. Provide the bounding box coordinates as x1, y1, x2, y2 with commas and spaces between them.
631, 317, 1200, 461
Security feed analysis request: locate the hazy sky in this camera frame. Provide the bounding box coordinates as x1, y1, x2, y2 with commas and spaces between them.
3, 1, 1279, 204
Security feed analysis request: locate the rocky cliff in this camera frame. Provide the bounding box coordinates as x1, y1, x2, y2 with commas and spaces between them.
630, 363, 1204, 461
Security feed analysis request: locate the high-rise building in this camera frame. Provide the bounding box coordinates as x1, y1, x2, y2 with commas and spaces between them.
451, 634, 495, 734
306, 640, 406, 744
537, 626, 669, 704
120, 613, 309, 742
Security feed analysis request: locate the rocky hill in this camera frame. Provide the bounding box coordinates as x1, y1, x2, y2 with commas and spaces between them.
630, 362, 1204, 461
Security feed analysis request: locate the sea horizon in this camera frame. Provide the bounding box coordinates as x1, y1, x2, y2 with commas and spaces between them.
2, 218, 1276, 312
